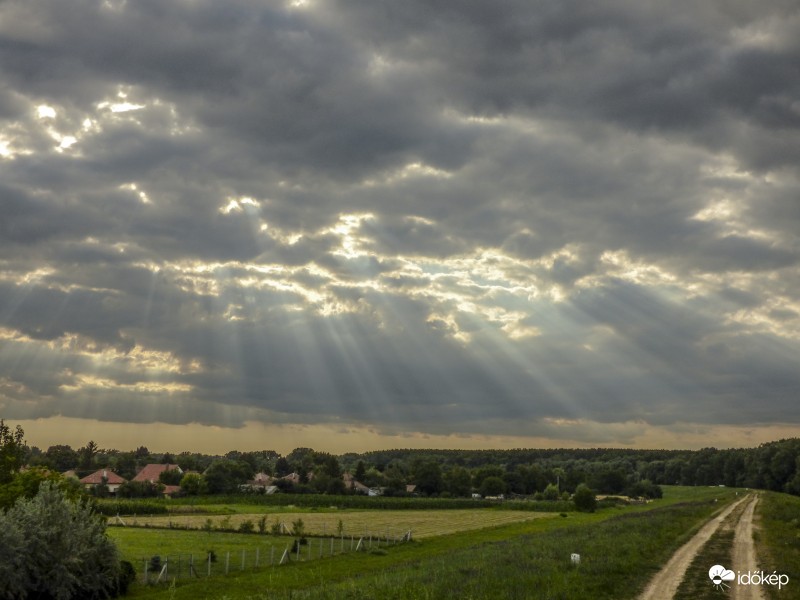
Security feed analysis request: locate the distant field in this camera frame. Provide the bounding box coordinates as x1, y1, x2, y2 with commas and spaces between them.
112, 508, 555, 539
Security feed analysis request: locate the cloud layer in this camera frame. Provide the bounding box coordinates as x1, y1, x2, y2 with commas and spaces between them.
1, 0, 799, 449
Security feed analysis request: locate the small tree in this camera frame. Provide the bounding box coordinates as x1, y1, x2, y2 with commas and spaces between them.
158, 469, 183, 486
479, 476, 506, 497
179, 472, 207, 495
0, 482, 124, 599
291, 518, 306, 538
543, 483, 560, 501
270, 518, 283, 535
238, 520, 255, 533
573, 483, 597, 512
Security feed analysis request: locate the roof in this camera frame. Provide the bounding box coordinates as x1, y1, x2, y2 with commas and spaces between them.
79, 469, 127, 485
133, 463, 183, 483
343, 473, 370, 493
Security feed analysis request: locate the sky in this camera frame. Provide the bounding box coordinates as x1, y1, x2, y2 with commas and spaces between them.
1, 0, 799, 455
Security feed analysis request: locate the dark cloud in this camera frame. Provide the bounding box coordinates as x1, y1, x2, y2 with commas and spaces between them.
1, 0, 798, 446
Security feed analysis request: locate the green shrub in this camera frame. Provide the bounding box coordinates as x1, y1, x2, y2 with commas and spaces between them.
573, 483, 597, 512
270, 518, 283, 535
115, 560, 136, 596
238, 519, 255, 533
291, 518, 306, 537
0, 482, 123, 599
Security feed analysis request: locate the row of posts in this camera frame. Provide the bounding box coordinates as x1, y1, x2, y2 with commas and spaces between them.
142, 530, 412, 584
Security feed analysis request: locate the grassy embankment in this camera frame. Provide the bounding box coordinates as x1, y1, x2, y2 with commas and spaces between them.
755, 491, 800, 599
115, 486, 738, 599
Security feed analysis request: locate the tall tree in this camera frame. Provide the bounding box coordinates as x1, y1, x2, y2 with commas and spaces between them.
0, 420, 26, 485
44, 444, 78, 472
78, 441, 100, 470
412, 459, 443, 496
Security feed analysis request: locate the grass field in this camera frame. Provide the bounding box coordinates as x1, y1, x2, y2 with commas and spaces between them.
111, 486, 740, 599
115, 508, 557, 539
754, 491, 800, 599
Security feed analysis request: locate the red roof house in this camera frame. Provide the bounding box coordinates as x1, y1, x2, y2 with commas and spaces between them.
132, 463, 183, 483
79, 469, 127, 494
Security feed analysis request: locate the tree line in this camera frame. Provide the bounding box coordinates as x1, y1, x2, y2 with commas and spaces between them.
8, 421, 800, 500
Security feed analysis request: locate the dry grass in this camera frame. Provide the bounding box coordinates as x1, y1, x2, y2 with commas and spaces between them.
122, 509, 556, 539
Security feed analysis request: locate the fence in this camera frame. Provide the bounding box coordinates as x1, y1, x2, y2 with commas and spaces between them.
139, 531, 413, 585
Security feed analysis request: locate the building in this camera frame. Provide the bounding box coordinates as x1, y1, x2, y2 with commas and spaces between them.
342, 472, 371, 494
132, 463, 183, 483
79, 469, 127, 495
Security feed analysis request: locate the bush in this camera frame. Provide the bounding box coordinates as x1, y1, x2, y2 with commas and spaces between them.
291, 518, 306, 537
625, 480, 663, 499
115, 561, 136, 596
573, 484, 597, 512
543, 483, 560, 501
270, 518, 283, 535
116, 480, 163, 499
238, 520, 255, 533
0, 482, 124, 599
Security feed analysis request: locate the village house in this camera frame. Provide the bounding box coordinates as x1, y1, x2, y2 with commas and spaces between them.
342, 472, 371, 495
132, 463, 183, 483
133, 463, 183, 497
240, 472, 278, 494
79, 469, 126, 495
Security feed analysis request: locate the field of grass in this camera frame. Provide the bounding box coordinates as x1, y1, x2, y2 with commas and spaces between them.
112, 485, 740, 599
754, 491, 800, 599
116, 509, 556, 539
97, 493, 575, 515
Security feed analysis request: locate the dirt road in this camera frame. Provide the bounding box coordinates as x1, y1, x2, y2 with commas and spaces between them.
638, 495, 750, 600
731, 495, 764, 600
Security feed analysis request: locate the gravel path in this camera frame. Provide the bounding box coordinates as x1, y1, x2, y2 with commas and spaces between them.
638, 495, 750, 600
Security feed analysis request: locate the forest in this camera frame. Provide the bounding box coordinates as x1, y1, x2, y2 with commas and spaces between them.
7, 418, 800, 500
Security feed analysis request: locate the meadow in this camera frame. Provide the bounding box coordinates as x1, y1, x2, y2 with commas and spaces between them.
754, 491, 800, 600
112, 508, 556, 539
110, 486, 739, 599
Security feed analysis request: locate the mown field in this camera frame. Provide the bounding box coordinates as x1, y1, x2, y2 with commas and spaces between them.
111, 486, 740, 599
113, 508, 556, 539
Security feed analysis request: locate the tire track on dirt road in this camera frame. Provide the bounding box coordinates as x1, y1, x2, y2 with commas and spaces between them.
638, 495, 750, 600
731, 495, 764, 600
